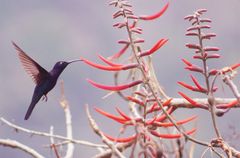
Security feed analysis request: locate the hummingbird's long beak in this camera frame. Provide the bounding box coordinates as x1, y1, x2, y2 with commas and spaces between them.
67, 59, 82, 64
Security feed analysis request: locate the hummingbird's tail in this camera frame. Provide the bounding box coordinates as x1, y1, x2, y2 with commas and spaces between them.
24, 93, 42, 120
24, 103, 36, 120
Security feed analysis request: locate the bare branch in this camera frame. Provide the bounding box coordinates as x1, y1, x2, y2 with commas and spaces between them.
60, 81, 74, 158
0, 117, 107, 149
0, 139, 44, 158
222, 74, 240, 100
93, 142, 133, 158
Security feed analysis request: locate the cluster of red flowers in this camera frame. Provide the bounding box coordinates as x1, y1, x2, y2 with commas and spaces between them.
179, 9, 240, 111
81, 0, 197, 150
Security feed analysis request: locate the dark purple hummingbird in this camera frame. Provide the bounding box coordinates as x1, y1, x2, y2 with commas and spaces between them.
12, 42, 81, 120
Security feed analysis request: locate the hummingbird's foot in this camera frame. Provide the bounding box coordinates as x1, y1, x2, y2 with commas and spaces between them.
42, 95, 48, 102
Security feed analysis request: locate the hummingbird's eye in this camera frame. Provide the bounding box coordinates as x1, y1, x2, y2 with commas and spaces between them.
59, 62, 63, 65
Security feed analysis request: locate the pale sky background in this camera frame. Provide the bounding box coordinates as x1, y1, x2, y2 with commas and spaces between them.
0, 0, 240, 157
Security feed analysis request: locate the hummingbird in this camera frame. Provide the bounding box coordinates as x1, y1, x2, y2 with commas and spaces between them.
12, 42, 81, 120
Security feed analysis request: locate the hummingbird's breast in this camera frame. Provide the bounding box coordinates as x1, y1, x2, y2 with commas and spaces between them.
37, 76, 58, 95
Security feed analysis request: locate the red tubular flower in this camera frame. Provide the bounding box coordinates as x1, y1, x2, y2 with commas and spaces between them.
190, 75, 207, 92
147, 98, 172, 114
182, 58, 192, 66
218, 100, 238, 108
97, 54, 122, 67
109, 44, 129, 59
139, 39, 168, 57
94, 107, 127, 124
150, 128, 196, 139
221, 63, 240, 74
134, 91, 146, 97
122, 63, 139, 70
178, 92, 199, 107
139, 2, 169, 21
87, 79, 143, 91
81, 57, 124, 71
231, 63, 240, 70
185, 65, 204, 73
154, 115, 197, 127
178, 81, 205, 93
155, 106, 174, 122
178, 80, 207, 93
126, 96, 145, 107
115, 107, 131, 120
104, 134, 137, 143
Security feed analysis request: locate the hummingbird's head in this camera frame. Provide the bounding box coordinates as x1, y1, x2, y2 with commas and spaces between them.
54, 61, 69, 70
52, 59, 82, 75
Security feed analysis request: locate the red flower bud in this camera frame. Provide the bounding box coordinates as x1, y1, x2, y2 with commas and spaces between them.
185, 43, 201, 50
197, 9, 207, 14
199, 18, 212, 23
202, 33, 216, 40
185, 32, 198, 36
206, 53, 221, 59
203, 47, 220, 52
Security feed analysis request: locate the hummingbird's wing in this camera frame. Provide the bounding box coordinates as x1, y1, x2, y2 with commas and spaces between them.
12, 42, 50, 85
